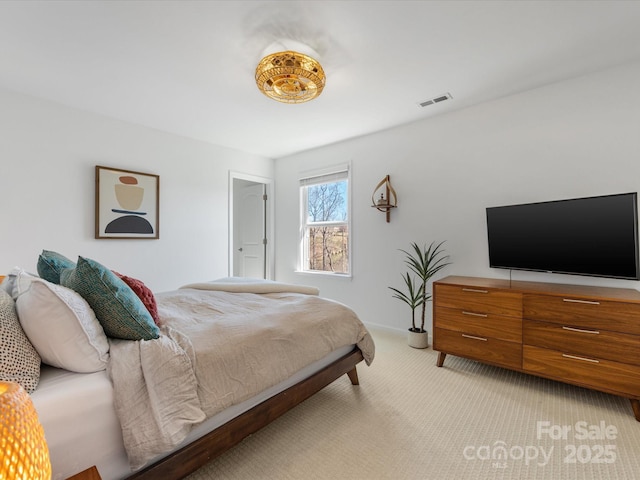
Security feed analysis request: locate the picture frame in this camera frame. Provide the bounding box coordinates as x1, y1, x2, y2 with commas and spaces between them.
95, 165, 159, 239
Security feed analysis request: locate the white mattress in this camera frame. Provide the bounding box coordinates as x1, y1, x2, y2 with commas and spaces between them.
31, 366, 128, 480
31, 344, 355, 480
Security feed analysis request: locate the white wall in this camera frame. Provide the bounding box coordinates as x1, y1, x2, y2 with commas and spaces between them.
4, 60, 639, 334
0, 88, 273, 292
274, 60, 640, 334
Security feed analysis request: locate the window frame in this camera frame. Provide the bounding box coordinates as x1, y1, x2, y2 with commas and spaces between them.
298, 164, 351, 276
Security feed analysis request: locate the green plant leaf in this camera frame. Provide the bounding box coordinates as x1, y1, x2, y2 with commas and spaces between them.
392, 240, 451, 331
388, 272, 425, 331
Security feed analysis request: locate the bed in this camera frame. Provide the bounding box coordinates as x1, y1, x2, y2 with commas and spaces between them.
0, 254, 374, 480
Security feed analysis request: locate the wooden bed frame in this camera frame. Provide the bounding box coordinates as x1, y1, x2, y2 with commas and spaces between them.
127, 347, 365, 479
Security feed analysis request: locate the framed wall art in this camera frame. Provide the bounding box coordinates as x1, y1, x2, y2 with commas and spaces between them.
95, 165, 159, 239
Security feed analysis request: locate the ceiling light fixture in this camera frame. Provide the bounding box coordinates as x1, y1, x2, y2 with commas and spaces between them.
255, 50, 326, 104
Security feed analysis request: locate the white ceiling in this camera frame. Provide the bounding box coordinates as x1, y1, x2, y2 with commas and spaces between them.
2, 1, 640, 159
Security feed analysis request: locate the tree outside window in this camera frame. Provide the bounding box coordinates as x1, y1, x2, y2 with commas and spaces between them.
300, 169, 350, 274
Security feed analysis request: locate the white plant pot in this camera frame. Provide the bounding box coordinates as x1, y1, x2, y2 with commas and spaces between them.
408, 329, 429, 349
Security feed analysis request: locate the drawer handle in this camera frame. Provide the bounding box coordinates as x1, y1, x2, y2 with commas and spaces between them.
461, 334, 488, 341
562, 298, 600, 305
562, 353, 600, 364
562, 326, 600, 335
462, 311, 488, 318
462, 288, 489, 294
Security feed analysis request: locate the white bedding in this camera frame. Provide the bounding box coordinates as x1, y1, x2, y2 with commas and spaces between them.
109, 285, 374, 470
31, 279, 374, 479
180, 277, 321, 295
30, 366, 129, 480
32, 345, 356, 480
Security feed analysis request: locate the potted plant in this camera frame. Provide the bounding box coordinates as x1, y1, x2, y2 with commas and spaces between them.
389, 241, 450, 348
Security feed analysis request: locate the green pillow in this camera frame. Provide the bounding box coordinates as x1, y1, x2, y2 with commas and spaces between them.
60, 256, 159, 341
37, 250, 76, 284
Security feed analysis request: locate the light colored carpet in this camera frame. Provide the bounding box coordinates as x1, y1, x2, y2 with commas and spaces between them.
186, 327, 640, 480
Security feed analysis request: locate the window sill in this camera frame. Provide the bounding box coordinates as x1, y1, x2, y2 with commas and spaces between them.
295, 270, 352, 279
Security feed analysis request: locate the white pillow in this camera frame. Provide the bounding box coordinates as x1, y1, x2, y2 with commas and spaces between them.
15, 272, 110, 373
2, 266, 35, 299
1, 267, 18, 296
11, 268, 39, 299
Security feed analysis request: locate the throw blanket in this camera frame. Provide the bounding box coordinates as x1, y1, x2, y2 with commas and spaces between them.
108, 281, 374, 470
180, 276, 320, 295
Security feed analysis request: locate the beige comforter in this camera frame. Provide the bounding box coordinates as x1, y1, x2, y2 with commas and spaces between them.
108, 280, 374, 470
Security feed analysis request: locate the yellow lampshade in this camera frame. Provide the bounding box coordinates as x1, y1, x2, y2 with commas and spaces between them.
0, 381, 51, 480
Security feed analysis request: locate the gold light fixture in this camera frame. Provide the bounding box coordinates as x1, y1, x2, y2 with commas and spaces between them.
0, 381, 51, 480
255, 50, 326, 104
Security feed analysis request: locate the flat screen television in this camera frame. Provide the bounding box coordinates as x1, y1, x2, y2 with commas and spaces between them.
486, 192, 640, 280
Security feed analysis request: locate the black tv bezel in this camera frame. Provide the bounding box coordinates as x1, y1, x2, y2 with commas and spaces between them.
486, 192, 640, 281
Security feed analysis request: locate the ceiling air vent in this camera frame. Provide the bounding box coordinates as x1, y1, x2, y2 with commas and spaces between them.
418, 93, 452, 108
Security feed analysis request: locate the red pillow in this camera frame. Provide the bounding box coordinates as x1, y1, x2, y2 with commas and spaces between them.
112, 272, 160, 325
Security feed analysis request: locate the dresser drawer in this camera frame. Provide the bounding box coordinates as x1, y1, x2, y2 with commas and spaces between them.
523, 320, 640, 365
435, 284, 522, 317
435, 306, 521, 343
523, 345, 640, 398
524, 294, 640, 335
434, 327, 522, 370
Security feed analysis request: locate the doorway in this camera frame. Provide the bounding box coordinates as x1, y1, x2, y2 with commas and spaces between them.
229, 172, 274, 279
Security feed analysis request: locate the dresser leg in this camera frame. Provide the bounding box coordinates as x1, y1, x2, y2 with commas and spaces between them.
631, 399, 640, 422
436, 352, 446, 367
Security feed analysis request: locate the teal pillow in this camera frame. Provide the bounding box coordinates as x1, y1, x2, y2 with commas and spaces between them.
37, 250, 76, 284
60, 257, 159, 341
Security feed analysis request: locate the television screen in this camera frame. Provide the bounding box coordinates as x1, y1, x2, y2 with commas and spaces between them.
486, 193, 639, 280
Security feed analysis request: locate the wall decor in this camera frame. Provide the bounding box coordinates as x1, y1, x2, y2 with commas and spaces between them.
95, 166, 159, 239
371, 174, 397, 223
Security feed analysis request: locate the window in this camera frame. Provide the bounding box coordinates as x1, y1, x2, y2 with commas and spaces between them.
299, 166, 350, 274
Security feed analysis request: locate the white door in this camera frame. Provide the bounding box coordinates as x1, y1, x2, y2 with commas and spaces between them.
234, 183, 266, 278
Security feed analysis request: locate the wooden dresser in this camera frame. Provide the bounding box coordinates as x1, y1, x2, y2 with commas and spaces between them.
433, 275, 640, 421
